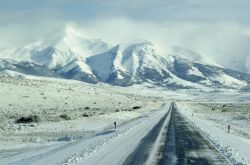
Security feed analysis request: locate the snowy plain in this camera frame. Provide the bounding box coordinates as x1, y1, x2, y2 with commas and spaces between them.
1, 74, 250, 164
0, 74, 170, 164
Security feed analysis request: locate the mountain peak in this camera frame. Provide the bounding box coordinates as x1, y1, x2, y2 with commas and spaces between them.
1, 27, 111, 70
87, 42, 171, 85
64, 26, 85, 39
1, 33, 250, 89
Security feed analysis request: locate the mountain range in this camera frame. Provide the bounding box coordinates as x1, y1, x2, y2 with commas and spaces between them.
1, 28, 250, 90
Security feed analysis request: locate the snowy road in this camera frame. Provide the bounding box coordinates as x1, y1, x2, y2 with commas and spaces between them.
157, 103, 229, 165
2, 103, 171, 165
77, 103, 171, 165
122, 104, 171, 165
2, 102, 231, 165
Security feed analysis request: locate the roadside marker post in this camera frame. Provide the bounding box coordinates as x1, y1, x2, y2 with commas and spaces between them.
114, 121, 117, 129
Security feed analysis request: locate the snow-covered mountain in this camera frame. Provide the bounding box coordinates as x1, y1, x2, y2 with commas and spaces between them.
3, 27, 111, 69
87, 43, 172, 86
0, 27, 111, 83
56, 60, 98, 83
0, 58, 58, 78
167, 56, 249, 88
86, 43, 250, 89
1, 29, 250, 89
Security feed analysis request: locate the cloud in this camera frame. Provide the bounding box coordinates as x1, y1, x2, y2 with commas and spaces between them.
1, 0, 250, 73
73, 18, 250, 72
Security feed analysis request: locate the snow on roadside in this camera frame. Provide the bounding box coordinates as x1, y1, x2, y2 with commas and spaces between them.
62, 123, 136, 165
63, 104, 170, 165
178, 102, 250, 165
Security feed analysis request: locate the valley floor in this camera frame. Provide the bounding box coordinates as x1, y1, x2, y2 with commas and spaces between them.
0, 76, 250, 165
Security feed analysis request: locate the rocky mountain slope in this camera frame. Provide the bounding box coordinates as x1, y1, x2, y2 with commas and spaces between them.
1, 28, 250, 89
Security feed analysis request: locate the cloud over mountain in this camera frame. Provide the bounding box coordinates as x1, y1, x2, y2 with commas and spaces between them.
1, 0, 250, 73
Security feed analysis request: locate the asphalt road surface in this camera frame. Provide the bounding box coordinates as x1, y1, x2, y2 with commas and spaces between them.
123, 104, 172, 165
158, 103, 229, 165
123, 102, 229, 165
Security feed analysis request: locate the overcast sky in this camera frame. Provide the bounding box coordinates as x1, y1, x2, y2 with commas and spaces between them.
1, 0, 250, 72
